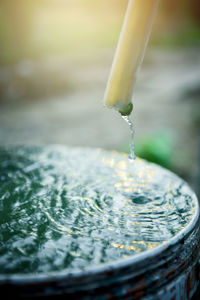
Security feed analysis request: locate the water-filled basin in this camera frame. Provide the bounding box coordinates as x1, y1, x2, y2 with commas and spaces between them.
0, 146, 199, 299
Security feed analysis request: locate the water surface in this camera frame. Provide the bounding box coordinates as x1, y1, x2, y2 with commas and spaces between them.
0, 146, 196, 274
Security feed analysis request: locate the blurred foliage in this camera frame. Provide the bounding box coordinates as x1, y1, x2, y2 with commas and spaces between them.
0, 0, 199, 65
0, 0, 43, 64
151, 25, 200, 48
0, 0, 127, 64
123, 131, 173, 169
150, 0, 200, 47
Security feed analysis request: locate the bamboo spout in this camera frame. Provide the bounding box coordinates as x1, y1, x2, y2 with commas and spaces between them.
104, 0, 159, 115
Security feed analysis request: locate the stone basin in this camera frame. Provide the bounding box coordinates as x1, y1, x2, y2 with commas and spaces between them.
0, 145, 199, 299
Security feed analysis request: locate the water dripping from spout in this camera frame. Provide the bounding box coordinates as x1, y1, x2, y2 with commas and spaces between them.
121, 114, 136, 162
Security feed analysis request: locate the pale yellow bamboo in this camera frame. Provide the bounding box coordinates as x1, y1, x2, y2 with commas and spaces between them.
104, 0, 159, 115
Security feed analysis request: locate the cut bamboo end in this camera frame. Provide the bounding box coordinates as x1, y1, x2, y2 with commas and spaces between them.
104, 0, 159, 114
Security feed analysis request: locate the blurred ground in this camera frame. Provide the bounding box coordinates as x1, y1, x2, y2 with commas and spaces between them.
0, 46, 199, 195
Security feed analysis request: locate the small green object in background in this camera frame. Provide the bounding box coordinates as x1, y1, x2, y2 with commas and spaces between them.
123, 131, 173, 169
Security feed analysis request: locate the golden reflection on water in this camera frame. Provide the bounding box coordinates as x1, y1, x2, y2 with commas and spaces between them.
100, 154, 195, 253
0, 146, 196, 274
112, 241, 161, 252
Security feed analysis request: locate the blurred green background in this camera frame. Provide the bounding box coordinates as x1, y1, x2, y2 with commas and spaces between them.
0, 0, 200, 64
0, 0, 199, 194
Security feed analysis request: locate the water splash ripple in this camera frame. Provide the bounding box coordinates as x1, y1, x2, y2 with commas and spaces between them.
0, 146, 196, 274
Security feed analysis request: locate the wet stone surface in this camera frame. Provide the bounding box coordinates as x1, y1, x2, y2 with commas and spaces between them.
0, 146, 196, 274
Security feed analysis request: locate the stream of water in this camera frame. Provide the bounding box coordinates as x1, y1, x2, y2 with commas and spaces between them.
121, 114, 136, 162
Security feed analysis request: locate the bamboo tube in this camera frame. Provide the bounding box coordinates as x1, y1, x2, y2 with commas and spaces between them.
104, 0, 160, 115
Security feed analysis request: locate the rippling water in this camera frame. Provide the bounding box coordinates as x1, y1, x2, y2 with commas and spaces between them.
0, 146, 196, 275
